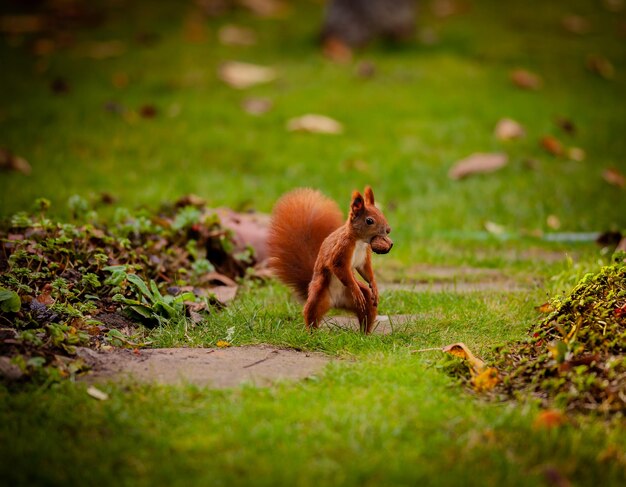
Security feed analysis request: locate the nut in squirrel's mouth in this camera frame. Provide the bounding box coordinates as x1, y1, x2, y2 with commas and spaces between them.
370, 235, 393, 254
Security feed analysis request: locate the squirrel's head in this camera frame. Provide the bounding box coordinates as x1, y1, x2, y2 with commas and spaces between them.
349, 186, 393, 254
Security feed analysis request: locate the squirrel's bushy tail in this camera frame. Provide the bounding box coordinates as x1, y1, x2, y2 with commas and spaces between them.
268, 188, 343, 300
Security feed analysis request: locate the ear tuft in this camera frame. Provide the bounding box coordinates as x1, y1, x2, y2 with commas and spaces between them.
350, 190, 364, 218
364, 186, 375, 206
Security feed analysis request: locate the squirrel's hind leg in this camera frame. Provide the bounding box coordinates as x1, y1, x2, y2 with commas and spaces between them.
303, 274, 332, 330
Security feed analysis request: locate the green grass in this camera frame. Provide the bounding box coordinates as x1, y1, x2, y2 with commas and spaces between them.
1, 0, 625, 485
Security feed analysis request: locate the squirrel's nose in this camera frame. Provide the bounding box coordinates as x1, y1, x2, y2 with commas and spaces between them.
386, 226, 391, 235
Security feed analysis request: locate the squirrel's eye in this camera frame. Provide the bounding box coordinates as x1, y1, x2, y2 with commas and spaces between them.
366, 217, 374, 225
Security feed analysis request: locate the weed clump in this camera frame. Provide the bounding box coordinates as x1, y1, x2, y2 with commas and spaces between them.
0, 197, 260, 383
494, 256, 626, 415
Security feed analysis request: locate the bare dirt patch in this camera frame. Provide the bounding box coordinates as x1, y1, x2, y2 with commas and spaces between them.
323, 314, 425, 334
79, 345, 330, 388
380, 264, 528, 293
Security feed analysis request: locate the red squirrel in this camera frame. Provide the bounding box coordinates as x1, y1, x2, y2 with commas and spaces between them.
268, 187, 393, 334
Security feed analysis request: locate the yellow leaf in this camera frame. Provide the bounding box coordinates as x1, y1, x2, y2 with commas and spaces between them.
442, 342, 486, 376
472, 367, 499, 392
216, 340, 231, 348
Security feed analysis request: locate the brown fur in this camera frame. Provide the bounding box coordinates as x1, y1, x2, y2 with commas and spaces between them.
269, 187, 392, 334
268, 188, 343, 300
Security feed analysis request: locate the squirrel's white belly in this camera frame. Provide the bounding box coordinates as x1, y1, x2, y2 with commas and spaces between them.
329, 241, 368, 307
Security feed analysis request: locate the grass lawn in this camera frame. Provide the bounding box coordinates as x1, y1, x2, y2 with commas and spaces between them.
1, 0, 625, 485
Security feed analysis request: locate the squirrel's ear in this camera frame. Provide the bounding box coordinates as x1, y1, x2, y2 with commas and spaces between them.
350, 190, 364, 218
364, 186, 375, 206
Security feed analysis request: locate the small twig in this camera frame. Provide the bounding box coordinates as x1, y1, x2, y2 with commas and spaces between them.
243, 351, 278, 369
411, 347, 442, 353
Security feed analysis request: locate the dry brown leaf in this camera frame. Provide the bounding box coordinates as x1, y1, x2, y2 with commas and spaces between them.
86, 386, 109, 401
562, 15, 590, 34
287, 114, 343, 134
547, 214, 561, 230
448, 153, 508, 180
510, 69, 542, 90
567, 147, 585, 162
240, 0, 287, 17
0, 148, 32, 175
431, 0, 462, 18
183, 11, 208, 43
218, 25, 257, 46
533, 409, 567, 429
218, 61, 277, 89
555, 117, 576, 134
242, 97, 273, 115
36, 284, 55, 306
201, 271, 238, 288
0, 15, 45, 33
535, 302, 555, 313
322, 37, 353, 63
86, 40, 126, 59
494, 118, 525, 140
602, 167, 626, 188
442, 342, 486, 375
587, 55, 615, 79
210, 286, 238, 304
215, 208, 270, 261
540, 136, 564, 156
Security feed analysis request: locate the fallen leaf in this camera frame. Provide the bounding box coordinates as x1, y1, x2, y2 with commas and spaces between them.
240, 0, 287, 17
242, 97, 273, 115
183, 11, 208, 43
33, 38, 56, 56
602, 167, 626, 188
86, 386, 109, 401
547, 214, 561, 230
542, 466, 572, 487
587, 55, 615, 79
287, 114, 343, 134
218, 61, 277, 89
139, 104, 158, 118
36, 283, 55, 306
209, 285, 238, 305
112, 72, 129, 89
216, 208, 270, 261
603, 0, 624, 12
0, 148, 32, 175
536, 302, 555, 313
472, 366, 499, 392
555, 117, 576, 134
201, 271, 238, 287
216, 340, 231, 348
510, 69, 542, 90
484, 221, 506, 235
533, 409, 567, 429
566, 147, 585, 162
562, 15, 590, 34
86, 40, 126, 59
448, 152, 508, 180
494, 118, 525, 140
218, 25, 257, 46
0, 15, 45, 34
442, 342, 486, 376
322, 37, 353, 63
431, 0, 462, 18
540, 136, 564, 156
50, 77, 69, 94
